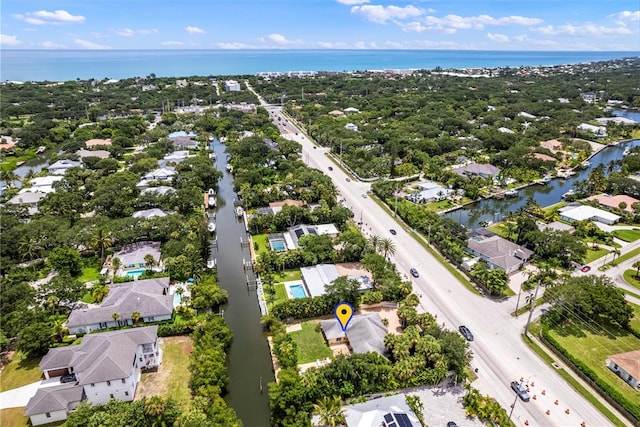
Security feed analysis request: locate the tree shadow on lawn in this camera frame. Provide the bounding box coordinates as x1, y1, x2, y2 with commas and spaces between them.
553, 315, 631, 339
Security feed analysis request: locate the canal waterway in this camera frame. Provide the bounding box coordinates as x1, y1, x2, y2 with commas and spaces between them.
209, 139, 274, 426
443, 138, 640, 228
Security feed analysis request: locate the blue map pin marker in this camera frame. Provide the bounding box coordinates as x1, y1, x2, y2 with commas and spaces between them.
334, 302, 354, 332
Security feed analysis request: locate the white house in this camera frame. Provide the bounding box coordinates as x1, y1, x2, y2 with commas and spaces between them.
345, 123, 359, 131
48, 159, 83, 175
7, 191, 47, 215
132, 208, 167, 220
342, 393, 420, 427
578, 123, 607, 138
606, 350, 640, 391
283, 223, 339, 249
24, 175, 64, 194
25, 327, 162, 426
224, 80, 241, 92
66, 277, 172, 335
137, 167, 176, 189
466, 233, 533, 274
558, 204, 620, 225
407, 181, 454, 204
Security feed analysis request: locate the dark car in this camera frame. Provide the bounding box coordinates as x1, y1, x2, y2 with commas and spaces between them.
458, 325, 474, 341
345, 177, 351, 182
510, 381, 531, 402
447, 423, 459, 427
410, 268, 419, 278
581, 265, 591, 272
60, 374, 77, 384
390, 229, 397, 235
328, 166, 333, 171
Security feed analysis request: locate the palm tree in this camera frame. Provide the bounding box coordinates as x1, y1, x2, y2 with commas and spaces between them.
144, 254, 156, 271
91, 284, 109, 303
379, 238, 396, 258
111, 257, 121, 274
90, 228, 113, 264
367, 235, 381, 254
612, 247, 621, 265
130, 311, 141, 326
111, 312, 120, 327
313, 396, 346, 427
0, 170, 19, 188
634, 260, 640, 279
18, 236, 44, 261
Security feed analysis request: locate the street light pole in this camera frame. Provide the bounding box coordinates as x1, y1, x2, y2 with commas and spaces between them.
524, 279, 541, 336
394, 185, 398, 218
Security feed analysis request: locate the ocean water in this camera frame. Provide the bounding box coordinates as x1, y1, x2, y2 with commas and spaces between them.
1, 49, 638, 82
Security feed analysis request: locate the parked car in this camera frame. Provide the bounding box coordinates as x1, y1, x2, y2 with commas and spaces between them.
510, 381, 530, 402
447, 423, 459, 427
390, 229, 397, 235
362, 193, 368, 198
410, 268, 419, 278
458, 325, 474, 341
60, 374, 77, 384
581, 265, 591, 272
328, 166, 333, 171
345, 177, 351, 182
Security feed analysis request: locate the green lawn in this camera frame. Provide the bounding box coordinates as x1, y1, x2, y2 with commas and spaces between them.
583, 247, 609, 264
274, 269, 302, 282
289, 321, 333, 364
613, 247, 640, 265
613, 228, 640, 242
547, 320, 640, 411
0, 408, 30, 427
487, 224, 509, 238
80, 292, 96, 304
252, 234, 270, 257
542, 201, 567, 213
80, 267, 100, 283
630, 304, 640, 335
162, 338, 193, 409
271, 283, 288, 307
0, 354, 43, 392
623, 269, 640, 290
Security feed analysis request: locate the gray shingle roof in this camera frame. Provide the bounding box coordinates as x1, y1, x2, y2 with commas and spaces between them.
321, 313, 387, 355
113, 241, 161, 268
25, 383, 84, 416
66, 277, 172, 329
40, 326, 158, 386
467, 235, 533, 271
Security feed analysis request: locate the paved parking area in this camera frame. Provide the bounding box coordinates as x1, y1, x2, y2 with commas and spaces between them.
0, 377, 60, 409
408, 385, 486, 427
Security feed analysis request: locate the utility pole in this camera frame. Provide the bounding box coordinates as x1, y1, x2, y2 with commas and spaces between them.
394, 185, 398, 217
524, 279, 541, 336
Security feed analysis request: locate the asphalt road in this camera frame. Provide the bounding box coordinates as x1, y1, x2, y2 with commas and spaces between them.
254, 98, 621, 426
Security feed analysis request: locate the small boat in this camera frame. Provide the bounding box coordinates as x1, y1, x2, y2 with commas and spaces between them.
504, 189, 518, 197
226, 164, 233, 172
580, 161, 590, 169
236, 206, 244, 217
35, 146, 46, 154
209, 195, 216, 207
208, 188, 215, 196
562, 189, 576, 199
208, 222, 216, 233
623, 148, 631, 156
207, 259, 216, 269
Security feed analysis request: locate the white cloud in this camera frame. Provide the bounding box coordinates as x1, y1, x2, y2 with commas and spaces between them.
351, 5, 424, 24
74, 39, 109, 49
487, 32, 509, 42
610, 10, 640, 22
384, 39, 474, 49
400, 13, 542, 33
215, 42, 249, 49
117, 28, 158, 37
15, 10, 85, 25
268, 33, 297, 45
0, 34, 23, 46
534, 23, 632, 36
161, 41, 185, 46
40, 40, 68, 48
186, 26, 206, 34
337, 0, 369, 4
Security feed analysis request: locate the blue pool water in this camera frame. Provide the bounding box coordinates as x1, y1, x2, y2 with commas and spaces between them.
125, 268, 146, 278
173, 293, 182, 306
290, 284, 307, 299
270, 239, 286, 251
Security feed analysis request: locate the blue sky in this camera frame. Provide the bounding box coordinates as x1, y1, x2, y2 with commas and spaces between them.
1, 0, 639, 50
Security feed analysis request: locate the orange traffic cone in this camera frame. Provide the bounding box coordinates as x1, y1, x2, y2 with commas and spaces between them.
546, 410, 551, 415
554, 399, 559, 405
581, 422, 586, 427
532, 394, 537, 400
542, 389, 546, 395
524, 420, 529, 426
520, 377, 524, 382
566, 408, 571, 414
531, 381, 535, 387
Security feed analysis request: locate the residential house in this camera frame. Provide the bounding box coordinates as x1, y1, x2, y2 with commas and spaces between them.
342, 393, 419, 427
225, 102, 256, 113
453, 163, 500, 179
7, 191, 47, 215
328, 110, 345, 118
263, 138, 280, 151
345, 123, 359, 131
595, 117, 636, 125
132, 208, 167, 219
25, 327, 162, 425
85, 138, 112, 148
300, 264, 340, 298
578, 123, 607, 138
24, 175, 64, 194
466, 232, 533, 274
141, 186, 175, 196
540, 139, 564, 154
537, 221, 575, 234
48, 159, 83, 175
533, 153, 557, 163
284, 223, 339, 249
407, 181, 454, 204
268, 199, 306, 214
66, 278, 172, 334
137, 167, 176, 189
498, 127, 515, 134
168, 131, 197, 139
160, 150, 191, 165
559, 204, 620, 225
224, 80, 241, 91
320, 313, 387, 356
169, 136, 198, 150
586, 194, 639, 213
344, 107, 360, 114
606, 350, 640, 391
76, 149, 110, 159
113, 241, 162, 275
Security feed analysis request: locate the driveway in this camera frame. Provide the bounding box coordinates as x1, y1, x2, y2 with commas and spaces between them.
0, 377, 61, 409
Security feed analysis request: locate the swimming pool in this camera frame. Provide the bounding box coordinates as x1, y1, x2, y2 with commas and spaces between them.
289, 284, 307, 299
270, 239, 286, 251
125, 268, 146, 278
